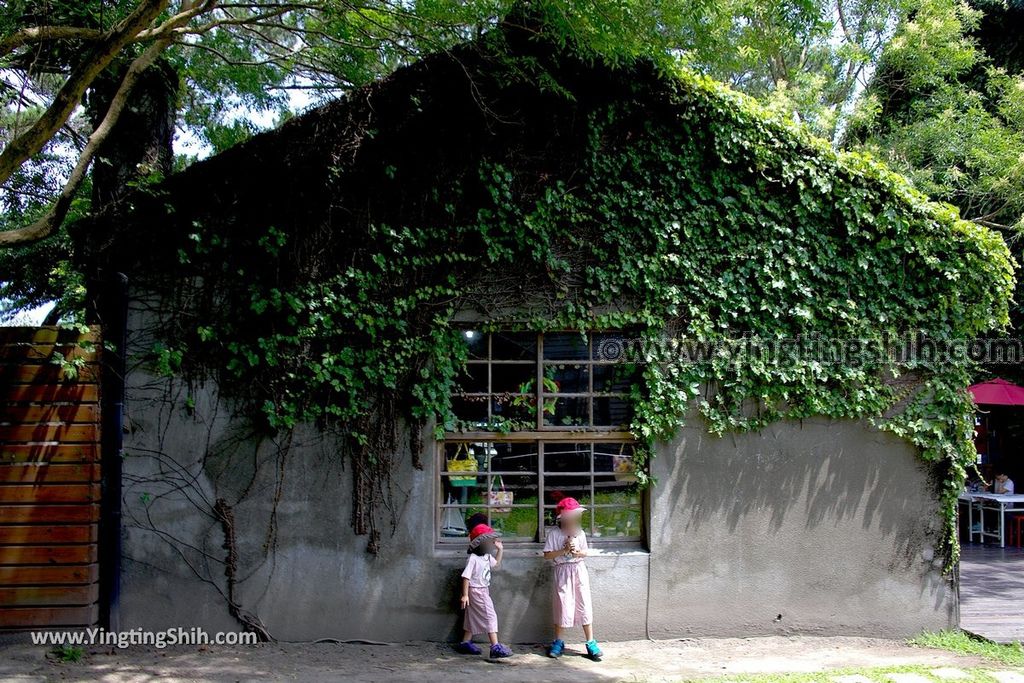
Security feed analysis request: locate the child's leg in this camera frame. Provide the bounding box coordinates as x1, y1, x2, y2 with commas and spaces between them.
488, 632, 498, 646
583, 624, 593, 641
552, 625, 562, 641
462, 630, 473, 642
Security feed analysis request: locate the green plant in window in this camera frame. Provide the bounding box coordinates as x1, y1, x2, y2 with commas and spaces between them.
511, 376, 559, 416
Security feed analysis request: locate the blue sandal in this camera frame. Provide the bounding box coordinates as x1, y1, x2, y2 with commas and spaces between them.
490, 643, 513, 658
548, 638, 565, 658
585, 639, 603, 661
454, 640, 481, 655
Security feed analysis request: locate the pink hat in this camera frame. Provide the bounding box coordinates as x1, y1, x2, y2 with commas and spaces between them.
468, 523, 497, 548
555, 497, 586, 520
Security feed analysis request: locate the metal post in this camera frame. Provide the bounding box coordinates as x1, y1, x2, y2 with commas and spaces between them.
98, 273, 128, 632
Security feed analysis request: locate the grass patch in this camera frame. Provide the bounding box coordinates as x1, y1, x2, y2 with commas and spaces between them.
50, 645, 84, 663
910, 630, 1024, 666
680, 664, 1000, 683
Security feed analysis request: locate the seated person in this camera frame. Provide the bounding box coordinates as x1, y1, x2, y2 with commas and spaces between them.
991, 472, 1016, 494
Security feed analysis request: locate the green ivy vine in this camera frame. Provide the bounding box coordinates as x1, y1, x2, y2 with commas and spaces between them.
135, 46, 1013, 564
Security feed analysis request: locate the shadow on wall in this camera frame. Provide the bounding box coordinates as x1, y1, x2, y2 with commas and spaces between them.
656, 417, 941, 572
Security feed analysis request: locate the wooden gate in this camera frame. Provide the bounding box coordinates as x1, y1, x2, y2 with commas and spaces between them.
0, 326, 102, 629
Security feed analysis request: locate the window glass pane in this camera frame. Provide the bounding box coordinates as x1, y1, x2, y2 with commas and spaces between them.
490, 510, 538, 542
492, 332, 536, 361
544, 475, 591, 507
543, 442, 591, 473
490, 395, 534, 431
456, 363, 488, 393
441, 473, 485, 505
594, 442, 635, 477
492, 363, 535, 393
440, 506, 486, 540
593, 363, 640, 393
545, 397, 588, 427
594, 473, 642, 505
462, 330, 488, 359
592, 396, 632, 427
543, 332, 589, 360
486, 472, 538, 510
451, 396, 488, 424
488, 442, 538, 473
593, 506, 642, 539
544, 363, 589, 393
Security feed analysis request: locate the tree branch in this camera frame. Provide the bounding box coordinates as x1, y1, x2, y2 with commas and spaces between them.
0, 3, 200, 247
0, 0, 171, 189
0, 26, 105, 57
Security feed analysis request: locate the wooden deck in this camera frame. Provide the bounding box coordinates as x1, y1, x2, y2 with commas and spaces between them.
959, 542, 1024, 643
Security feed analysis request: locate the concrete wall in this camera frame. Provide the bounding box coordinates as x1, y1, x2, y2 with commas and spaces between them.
648, 417, 955, 638
117, 305, 955, 642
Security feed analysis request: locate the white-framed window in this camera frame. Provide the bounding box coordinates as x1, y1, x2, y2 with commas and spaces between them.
437, 331, 644, 546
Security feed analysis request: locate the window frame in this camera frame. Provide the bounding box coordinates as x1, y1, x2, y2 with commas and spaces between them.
436, 330, 647, 549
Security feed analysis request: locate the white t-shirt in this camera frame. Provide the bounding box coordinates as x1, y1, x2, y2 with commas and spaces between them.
544, 526, 588, 565
998, 478, 1016, 494
462, 553, 497, 588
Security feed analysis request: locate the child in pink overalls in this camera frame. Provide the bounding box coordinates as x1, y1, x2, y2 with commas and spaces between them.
542, 497, 602, 661
455, 524, 513, 659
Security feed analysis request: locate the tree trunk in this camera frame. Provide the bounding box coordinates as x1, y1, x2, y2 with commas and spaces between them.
79, 58, 178, 323
87, 58, 178, 209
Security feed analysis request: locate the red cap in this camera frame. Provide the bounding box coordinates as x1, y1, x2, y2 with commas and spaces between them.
469, 524, 495, 541
555, 497, 586, 519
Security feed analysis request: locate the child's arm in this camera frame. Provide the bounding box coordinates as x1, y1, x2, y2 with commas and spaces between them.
493, 539, 504, 568
460, 577, 470, 610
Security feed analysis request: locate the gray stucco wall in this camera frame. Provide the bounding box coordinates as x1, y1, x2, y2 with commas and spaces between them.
648, 416, 954, 638
117, 305, 955, 642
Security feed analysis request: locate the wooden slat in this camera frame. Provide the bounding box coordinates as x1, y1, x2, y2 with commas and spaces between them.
0, 485, 100, 504
0, 564, 98, 586
0, 404, 100, 425
0, 327, 100, 345
0, 545, 97, 565
1, 385, 99, 404
0, 445, 98, 465
0, 505, 100, 524
0, 604, 98, 628
0, 424, 99, 443
0, 525, 97, 544
0, 345, 97, 364
0, 363, 100, 385
0, 465, 100, 484
0, 585, 98, 607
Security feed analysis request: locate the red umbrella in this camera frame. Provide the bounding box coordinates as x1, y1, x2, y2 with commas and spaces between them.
969, 378, 1024, 406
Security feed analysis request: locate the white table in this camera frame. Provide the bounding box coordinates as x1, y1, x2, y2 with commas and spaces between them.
964, 493, 1024, 548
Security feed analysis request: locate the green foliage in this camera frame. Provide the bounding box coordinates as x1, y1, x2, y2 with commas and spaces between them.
50, 645, 84, 663
158, 49, 1012, 559
846, 0, 1024, 329
910, 630, 1024, 665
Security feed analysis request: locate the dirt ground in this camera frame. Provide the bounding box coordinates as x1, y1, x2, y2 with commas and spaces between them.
0, 635, 1005, 683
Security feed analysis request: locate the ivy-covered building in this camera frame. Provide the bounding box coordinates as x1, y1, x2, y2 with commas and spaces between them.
80, 19, 1013, 641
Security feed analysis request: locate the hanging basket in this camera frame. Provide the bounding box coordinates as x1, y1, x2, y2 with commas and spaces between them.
487, 475, 513, 514
446, 442, 478, 487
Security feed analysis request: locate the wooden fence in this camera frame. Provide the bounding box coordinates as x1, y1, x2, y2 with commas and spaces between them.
0, 326, 102, 629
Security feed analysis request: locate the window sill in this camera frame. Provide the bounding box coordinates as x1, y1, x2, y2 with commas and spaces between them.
433, 544, 648, 559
